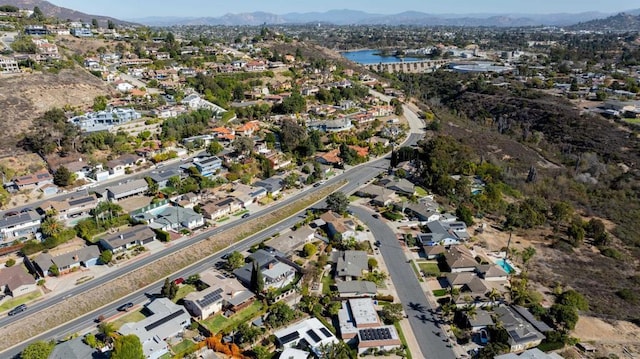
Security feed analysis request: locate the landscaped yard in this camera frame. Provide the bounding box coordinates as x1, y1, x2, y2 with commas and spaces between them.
173, 284, 197, 303
233, 209, 249, 216
0, 291, 42, 311
216, 216, 230, 223
394, 321, 413, 359
171, 339, 198, 357
623, 118, 640, 125
417, 261, 441, 277
409, 260, 424, 282
111, 309, 146, 330
321, 275, 335, 295
415, 186, 429, 197
432, 289, 448, 297
201, 301, 264, 334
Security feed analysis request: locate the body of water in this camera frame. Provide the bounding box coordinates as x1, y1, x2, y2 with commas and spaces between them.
341, 49, 423, 65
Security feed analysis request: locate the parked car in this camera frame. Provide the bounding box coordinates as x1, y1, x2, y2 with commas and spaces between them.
241, 213, 250, 219
372, 214, 380, 219
173, 277, 184, 285
117, 302, 134, 312
8, 304, 27, 316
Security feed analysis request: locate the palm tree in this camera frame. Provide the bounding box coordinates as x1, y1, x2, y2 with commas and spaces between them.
487, 288, 502, 304
40, 216, 63, 237
98, 322, 117, 344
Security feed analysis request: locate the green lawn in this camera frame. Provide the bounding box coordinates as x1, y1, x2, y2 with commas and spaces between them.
173, 284, 197, 303
216, 216, 230, 223
432, 289, 448, 297
394, 321, 413, 359
233, 209, 249, 216
415, 186, 429, 197
0, 291, 42, 311
417, 261, 441, 277
321, 275, 335, 294
111, 309, 147, 330
623, 118, 640, 124
201, 301, 264, 334
171, 339, 197, 357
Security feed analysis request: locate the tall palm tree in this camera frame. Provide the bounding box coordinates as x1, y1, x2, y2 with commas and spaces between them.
40, 216, 63, 237
98, 322, 117, 344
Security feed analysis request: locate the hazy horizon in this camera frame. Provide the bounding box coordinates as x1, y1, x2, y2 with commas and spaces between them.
48, 0, 637, 19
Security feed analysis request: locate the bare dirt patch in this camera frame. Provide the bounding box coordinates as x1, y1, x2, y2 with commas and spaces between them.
573, 316, 640, 358
0, 69, 112, 156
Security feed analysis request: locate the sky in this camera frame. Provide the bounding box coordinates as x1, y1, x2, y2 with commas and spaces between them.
48, 0, 638, 19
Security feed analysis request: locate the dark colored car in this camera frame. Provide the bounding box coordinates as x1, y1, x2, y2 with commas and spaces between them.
313, 183, 321, 187
221, 252, 231, 260
8, 304, 27, 316
241, 213, 250, 218
117, 302, 134, 312
372, 214, 380, 219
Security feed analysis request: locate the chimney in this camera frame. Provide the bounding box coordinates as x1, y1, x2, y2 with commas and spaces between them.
268, 262, 274, 269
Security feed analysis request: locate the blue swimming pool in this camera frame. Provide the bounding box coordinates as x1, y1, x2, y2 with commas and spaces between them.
497, 258, 515, 274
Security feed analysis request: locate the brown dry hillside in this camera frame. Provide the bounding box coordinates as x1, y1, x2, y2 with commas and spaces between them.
0, 68, 111, 156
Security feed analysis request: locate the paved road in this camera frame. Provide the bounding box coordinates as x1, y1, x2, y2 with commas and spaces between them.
1, 96, 426, 356
350, 205, 456, 359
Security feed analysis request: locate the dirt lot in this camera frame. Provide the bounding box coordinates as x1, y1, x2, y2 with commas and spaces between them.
573, 316, 640, 358
0, 69, 112, 157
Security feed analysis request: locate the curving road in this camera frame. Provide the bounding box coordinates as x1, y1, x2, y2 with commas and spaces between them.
350, 205, 455, 359
1, 92, 427, 357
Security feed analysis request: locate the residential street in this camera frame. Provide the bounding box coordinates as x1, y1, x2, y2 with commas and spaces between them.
350, 204, 457, 359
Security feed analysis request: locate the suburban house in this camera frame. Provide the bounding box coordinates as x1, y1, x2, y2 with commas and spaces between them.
274, 318, 339, 356
69, 108, 141, 132
443, 246, 478, 273
180, 94, 227, 114
495, 348, 564, 359
307, 118, 353, 132
106, 154, 145, 177
99, 226, 156, 253
0, 265, 38, 297
48, 336, 106, 359
39, 194, 98, 224
355, 185, 394, 206
254, 176, 284, 196
315, 149, 343, 167
320, 211, 356, 240
378, 177, 416, 196
403, 202, 440, 223
335, 281, 378, 298
266, 227, 316, 255
200, 197, 244, 220
193, 156, 222, 177
337, 298, 402, 354
465, 309, 495, 333
119, 298, 191, 359
148, 169, 181, 189
493, 305, 550, 352
0, 211, 42, 245
106, 179, 149, 202
445, 272, 493, 307
234, 249, 297, 291
332, 250, 368, 281
230, 183, 267, 206
476, 264, 509, 282
279, 348, 309, 359
145, 206, 204, 231
11, 170, 53, 191
183, 269, 255, 320
33, 246, 100, 276
417, 220, 470, 247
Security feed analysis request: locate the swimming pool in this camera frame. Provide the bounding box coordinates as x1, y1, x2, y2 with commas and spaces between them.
496, 258, 515, 274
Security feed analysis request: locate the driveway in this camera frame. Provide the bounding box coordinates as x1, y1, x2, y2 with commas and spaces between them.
350, 204, 456, 359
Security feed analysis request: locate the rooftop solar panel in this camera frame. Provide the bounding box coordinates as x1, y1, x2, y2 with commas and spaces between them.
306, 329, 321, 343
319, 327, 332, 338
144, 309, 185, 331
280, 331, 300, 345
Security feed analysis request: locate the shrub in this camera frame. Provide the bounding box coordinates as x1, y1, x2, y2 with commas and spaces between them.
600, 247, 623, 260
374, 293, 394, 302
154, 229, 171, 242
5, 258, 15, 267
616, 288, 638, 302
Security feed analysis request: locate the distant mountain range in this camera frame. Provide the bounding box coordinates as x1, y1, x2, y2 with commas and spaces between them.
568, 12, 640, 31
130, 9, 640, 27
1, 0, 136, 25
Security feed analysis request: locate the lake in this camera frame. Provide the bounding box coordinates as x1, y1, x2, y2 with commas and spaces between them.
341, 49, 423, 65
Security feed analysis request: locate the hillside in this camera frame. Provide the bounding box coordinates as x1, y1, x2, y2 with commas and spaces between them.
568, 12, 640, 31
0, 0, 135, 25
0, 68, 112, 157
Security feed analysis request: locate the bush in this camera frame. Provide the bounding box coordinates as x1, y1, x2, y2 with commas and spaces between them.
154, 229, 171, 242
382, 211, 403, 221
616, 288, 638, 302
368, 257, 378, 270
302, 243, 317, 257
600, 247, 623, 260
374, 293, 394, 302
5, 258, 15, 267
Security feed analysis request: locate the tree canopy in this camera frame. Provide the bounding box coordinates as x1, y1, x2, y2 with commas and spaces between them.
111, 334, 144, 359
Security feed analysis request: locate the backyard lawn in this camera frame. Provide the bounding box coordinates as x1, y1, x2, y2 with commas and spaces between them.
173, 284, 197, 303
415, 186, 429, 197
0, 291, 42, 311
111, 309, 146, 330
201, 301, 264, 334
417, 261, 441, 277
321, 275, 335, 295
171, 339, 198, 357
